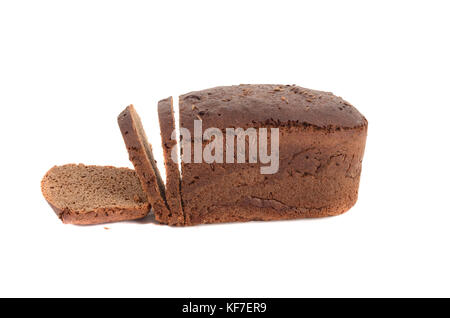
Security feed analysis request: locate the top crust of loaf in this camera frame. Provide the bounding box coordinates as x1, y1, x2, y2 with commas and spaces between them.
179, 84, 367, 132
117, 105, 171, 224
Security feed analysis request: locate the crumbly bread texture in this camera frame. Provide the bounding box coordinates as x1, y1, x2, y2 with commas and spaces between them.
41, 164, 149, 225
179, 84, 368, 225
158, 97, 184, 225
118, 105, 171, 224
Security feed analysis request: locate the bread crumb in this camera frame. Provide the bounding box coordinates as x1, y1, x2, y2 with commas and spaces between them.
241, 89, 252, 96
104, 227, 110, 230
133, 194, 141, 202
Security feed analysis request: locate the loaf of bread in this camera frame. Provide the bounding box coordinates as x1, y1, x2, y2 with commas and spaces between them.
42, 84, 367, 226
41, 164, 149, 224
178, 84, 368, 225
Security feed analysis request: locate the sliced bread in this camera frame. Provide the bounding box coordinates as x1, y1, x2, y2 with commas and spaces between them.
157, 97, 184, 225
41, 164, 150, 225
118, 105, 171, 224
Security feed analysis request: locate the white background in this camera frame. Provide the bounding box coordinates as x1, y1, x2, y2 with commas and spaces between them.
0, 0, 449, 297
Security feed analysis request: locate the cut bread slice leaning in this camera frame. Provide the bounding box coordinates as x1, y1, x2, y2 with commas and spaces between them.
118, 105, 171, 224
41, 164, 150, 225
158, 97, 184, 225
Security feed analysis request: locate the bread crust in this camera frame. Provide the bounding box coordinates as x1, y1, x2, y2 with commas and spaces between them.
46, 201, 149, 225
180, 84, 367, 133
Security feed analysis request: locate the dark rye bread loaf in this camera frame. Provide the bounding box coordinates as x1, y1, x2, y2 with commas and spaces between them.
41, 164, 149, 225
118, 105, 171, 224
158, 97, 184, 225
179, 84, 368, 225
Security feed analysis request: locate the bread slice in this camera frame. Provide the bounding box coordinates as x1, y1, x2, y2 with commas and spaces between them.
41, 164, 150, 225
157, 97, 184, 225
118, 105, 171, 224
